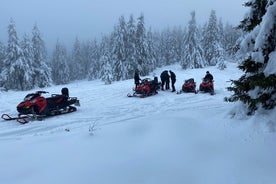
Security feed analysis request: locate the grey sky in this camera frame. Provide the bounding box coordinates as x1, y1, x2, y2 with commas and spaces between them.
0, 0, 246, 50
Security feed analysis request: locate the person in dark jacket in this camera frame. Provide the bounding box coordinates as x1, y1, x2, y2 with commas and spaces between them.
169, 70, 176, 92
204, 71, 213, 82
134, 70, 141, 88
160, 70, 169, 90
153, 76, 159, 93
165, 73, 170, 90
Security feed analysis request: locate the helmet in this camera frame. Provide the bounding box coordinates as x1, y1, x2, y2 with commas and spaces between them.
206, 71, 209, 74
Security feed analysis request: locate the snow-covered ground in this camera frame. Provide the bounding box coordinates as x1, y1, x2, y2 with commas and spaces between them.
0, 61, 275, 184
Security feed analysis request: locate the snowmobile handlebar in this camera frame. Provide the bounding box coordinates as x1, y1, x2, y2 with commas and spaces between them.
36, 91, 48, 94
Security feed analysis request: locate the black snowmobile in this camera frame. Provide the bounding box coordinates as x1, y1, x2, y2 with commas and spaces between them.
1, 87, 80, 124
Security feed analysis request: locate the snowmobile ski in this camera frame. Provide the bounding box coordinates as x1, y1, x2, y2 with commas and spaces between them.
1, 114, 30, 124
127, 91, 158, 98
176, 90, 198, 94
1, 105, 77, 124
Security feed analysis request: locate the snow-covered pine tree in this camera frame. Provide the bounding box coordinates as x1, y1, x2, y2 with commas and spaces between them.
154, 27, 186, 67
32, 23, 51, 88
238, 0, 268, 32
226, 0, 276, 115
202, 10, 224, 66
218, 18, 225, 46
223, 23, 243, 58
181, 11, 205, 69
20, 34, 35, 89
2, 19, 32, 90
216, 50, 227, 70
82, 40, 96, 79
160, 28, 174, 66
151, 31, 164, 67
146, 28, 157, 72
125, 15, 137, 79
87, 40, 101, 80
172, 26, 185, 64
51, 40, 70, 85
90, 35, 111, 81
0, 42, 5, 67
70, 37, 83, 81
163, 27, 180, 65
101, 53, 113, 84
0, 42, 6, 87
135, 14, 151, 76
112, 15, 127, 81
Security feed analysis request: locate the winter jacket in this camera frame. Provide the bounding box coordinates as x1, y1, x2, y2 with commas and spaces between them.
134, 72, 141, 84
170, 71, 176, 82
204, 73, 213, 82
160, 70, 169, 81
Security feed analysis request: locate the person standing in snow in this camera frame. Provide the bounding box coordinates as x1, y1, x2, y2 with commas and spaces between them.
160, 70, 169, 90
134, 69, 141, 88
169, 70, 176, 92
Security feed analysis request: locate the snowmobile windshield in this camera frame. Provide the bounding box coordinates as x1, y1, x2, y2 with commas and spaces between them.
24, 94, 36, 101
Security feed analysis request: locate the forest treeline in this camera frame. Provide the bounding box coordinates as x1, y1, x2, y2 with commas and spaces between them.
0, 10, 241, 90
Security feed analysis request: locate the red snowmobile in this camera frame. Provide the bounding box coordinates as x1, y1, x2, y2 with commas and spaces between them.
128, 78, 159, 98
177, 78, 197, 94
199, 78, 214, 95
1, 88, 80, 123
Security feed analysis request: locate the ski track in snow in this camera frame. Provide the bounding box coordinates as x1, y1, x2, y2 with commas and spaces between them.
0, 62, 247, 139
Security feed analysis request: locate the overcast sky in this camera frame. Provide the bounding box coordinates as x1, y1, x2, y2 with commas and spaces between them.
0, 0, 246, 50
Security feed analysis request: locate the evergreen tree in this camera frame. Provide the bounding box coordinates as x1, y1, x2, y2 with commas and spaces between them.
238, 0, 268, 31
160, 28, 174, 66
2, 19, 32, 90
0, 42, 6, 87
146, 28, 157, 72
135, 14, 151, 76
181, 11, 205, 69
111, 15, 127, 81
223, 23, 243, 58
51, 40, 70, 85
172, 26, 185, 64
20, 34, 35, 89
101, 53, 113, 84
216, 51, 227, 70
125, 15, 137, 79
226, 0, 276, 115
82, 40, 95, 79
154, 27, 186, 67
0, 42, 5, 67
202, 10, 224, 66
32, 23, 51, 88
87, 40, 100, 80
97, 34, 113, 82
70, 37, 83, 81
151, 30, 164, 67
218, 18, 225, 45
88, 35, 109, 81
